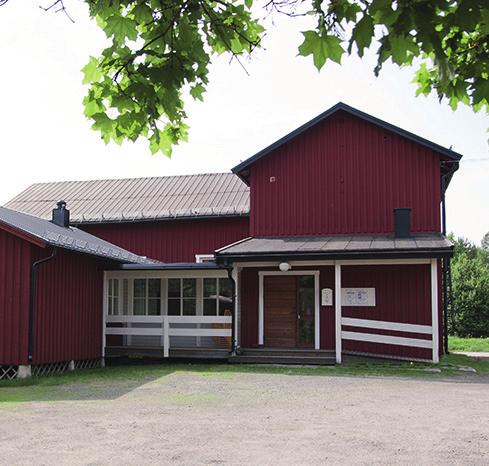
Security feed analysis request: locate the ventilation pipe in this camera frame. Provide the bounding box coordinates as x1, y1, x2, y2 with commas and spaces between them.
51, 201, 70, 228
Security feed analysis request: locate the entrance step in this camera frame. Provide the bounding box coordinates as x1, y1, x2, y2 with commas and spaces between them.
230, 348, 336, 365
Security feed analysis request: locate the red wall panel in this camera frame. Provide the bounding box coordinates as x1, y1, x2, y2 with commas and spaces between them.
83, 217, 249, 263
341, 264, 433, 360
0, 229, 32, 365
32, 248, 104, 364
249, 111, 441, 237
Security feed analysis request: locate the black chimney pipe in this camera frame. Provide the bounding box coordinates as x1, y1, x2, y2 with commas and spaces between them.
394, 208, 411, 238
51, 200, 70, 228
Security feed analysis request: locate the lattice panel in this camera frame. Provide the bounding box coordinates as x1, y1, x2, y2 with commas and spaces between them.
0, 365, 18, 380
74, 358, 102, 370
32, 361, 70, 377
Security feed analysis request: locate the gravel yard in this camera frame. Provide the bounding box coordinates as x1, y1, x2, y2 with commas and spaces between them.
1, 368, 488, 465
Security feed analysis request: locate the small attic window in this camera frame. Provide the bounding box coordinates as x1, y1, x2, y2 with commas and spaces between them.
195, 254, 215, 263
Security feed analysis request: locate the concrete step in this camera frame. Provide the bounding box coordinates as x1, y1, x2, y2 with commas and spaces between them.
238, 348, 335, 358
230, 355, 335, 365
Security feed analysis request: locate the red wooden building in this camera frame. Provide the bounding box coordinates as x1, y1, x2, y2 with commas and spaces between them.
0, 103, 461, 376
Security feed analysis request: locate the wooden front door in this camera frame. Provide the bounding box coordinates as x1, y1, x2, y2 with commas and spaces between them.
264, 275, 297, 347
263, 275, 316, 348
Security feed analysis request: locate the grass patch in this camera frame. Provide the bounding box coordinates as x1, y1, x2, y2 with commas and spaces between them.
449, 336, 489, 352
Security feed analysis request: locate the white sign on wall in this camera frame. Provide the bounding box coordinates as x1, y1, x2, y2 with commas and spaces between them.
341, 288, 376, 307
321, 288, 333, 306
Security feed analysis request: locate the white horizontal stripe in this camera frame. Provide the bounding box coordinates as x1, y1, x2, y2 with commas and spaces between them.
169, 328, 232, 337
106, 315, 164, 324
342, 331, 432, 349
105, 328, 162, 336
167, 316, 232, 324
342, 318, 432, 334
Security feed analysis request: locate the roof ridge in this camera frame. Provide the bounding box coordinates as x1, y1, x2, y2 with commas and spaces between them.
22, 172, 237, 187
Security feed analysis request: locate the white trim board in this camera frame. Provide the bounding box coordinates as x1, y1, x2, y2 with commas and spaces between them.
431, 259, 439, 363
342, 331, 432, 349
258, 271, 320, 350
341, 317, 432, 335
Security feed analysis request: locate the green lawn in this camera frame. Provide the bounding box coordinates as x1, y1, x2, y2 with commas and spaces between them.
1, 353, 488, 399
449, 336, 489, 352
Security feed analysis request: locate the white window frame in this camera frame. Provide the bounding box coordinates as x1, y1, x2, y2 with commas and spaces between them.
167, 277, 198, 316
132, 278, 162, 316
195, 254, 215, 263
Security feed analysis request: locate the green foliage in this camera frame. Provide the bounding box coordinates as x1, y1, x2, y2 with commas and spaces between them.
81, 1, 264, 155
74, 1, 487, 153
450, 235, 489, 338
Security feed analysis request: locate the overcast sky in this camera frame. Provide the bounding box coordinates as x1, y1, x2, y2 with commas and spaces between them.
0, 2, 487, 243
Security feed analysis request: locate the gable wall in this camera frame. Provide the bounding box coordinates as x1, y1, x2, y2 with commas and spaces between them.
249, 111, 442, 237
0, 228, 32, 365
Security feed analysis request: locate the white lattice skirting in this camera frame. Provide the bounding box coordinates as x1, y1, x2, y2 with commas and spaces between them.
0, 365, 19, 380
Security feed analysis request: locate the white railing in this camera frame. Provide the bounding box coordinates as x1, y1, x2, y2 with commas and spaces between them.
105, 315, 232, 357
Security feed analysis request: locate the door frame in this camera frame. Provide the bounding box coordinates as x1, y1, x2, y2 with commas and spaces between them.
258, 271, 320, 350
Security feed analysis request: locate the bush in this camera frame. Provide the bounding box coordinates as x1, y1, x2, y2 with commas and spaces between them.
450, 235, 489, 338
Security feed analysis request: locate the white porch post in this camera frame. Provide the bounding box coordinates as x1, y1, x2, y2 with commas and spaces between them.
431, 259, 439, 363
335, 263, 342, 364
102, 271, 108, 359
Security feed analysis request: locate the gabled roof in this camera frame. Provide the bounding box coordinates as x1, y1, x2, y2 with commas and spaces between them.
232, 102, 463, 182
5, 173, 249, 224
215, 234, 454, 261
0, 206, 155, 264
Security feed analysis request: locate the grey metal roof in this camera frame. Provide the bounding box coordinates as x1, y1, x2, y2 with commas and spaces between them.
0, 206, 155, 264
5, 173, 250, 224
215, 234, 453, 259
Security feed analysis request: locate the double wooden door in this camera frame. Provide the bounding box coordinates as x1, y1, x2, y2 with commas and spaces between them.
263, 275, 315, 348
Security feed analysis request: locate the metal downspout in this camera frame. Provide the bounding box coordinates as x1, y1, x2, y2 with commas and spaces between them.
28, 247, 57, 362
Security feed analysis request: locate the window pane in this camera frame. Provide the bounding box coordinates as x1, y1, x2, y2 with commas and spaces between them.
113, 279, 119, 297
219, 278, 233, 298
148, 279, 161, 298
148, 299, 161, 316
113, 297, 119, 315
122, 279, 129, 315
183, 299, 196, 315
133, 298, 145, 315
219, 300, 232, 316
203, 299, 217, 316
203, 278, 217, 298
168, 279, 181, 298
108, 297, 113, 315
108, 279, 113, 296
298, 275, 314, 289
167, 299, 180, 316
183, 278, 196, 298
134, 279, 146, 298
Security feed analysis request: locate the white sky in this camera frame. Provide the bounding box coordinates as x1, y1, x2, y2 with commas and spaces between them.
0, 2, 488, 243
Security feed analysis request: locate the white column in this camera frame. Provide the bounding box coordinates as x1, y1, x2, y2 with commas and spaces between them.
314, 272, 320, 350
102, 272, 108, 358
431, 259, 439, 363
335, 263, 342, 364
163, 316, 169, 358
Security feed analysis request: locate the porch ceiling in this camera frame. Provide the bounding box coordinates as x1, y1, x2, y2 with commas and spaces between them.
215, 234, 453, 261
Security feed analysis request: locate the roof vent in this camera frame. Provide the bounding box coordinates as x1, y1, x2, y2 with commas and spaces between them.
394, 208, 411, 238
52, 201, 70, 228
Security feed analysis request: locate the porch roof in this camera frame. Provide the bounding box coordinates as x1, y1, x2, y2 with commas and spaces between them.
215, 234, 453, 261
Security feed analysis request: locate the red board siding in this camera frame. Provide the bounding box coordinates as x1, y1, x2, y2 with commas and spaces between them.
32, 248, 103, 364
341, 264, 433, 360
250, 111, 441, 237
83, 217, 249, 263
0, 229, 32, 365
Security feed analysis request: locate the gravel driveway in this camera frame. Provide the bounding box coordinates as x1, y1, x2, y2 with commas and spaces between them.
1, 370, 488, 465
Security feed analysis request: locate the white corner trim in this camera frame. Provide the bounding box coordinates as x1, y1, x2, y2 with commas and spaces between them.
431, 259, 439, 363
342, 331, 432, 349
335, 263, 342, 364
341, 317, 432, 335
258, 273, 264, 345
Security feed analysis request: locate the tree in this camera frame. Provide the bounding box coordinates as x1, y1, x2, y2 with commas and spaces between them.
3, 0, 489, 155
482, 232, 489, 252
450, 235, 489, 338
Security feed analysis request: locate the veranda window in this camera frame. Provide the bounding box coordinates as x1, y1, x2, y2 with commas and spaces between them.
133, 278, 161, 315
203, 278, 233, 316
167, 278, 197, 316
108, 279, 119, 315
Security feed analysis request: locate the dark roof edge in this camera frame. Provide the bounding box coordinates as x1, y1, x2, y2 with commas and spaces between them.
111, 262, 227, 271
232, 102, 463, 177
215, 248, 454, 263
